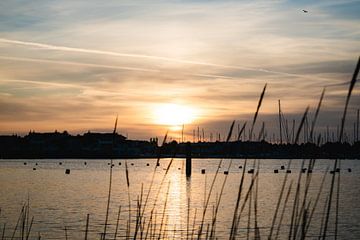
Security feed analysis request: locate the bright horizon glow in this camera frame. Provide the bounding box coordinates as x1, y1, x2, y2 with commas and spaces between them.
152, 103, 197, 129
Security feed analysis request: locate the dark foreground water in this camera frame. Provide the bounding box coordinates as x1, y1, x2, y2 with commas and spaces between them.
0, 158, 359, 239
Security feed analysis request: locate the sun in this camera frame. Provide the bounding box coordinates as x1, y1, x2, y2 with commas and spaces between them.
152, 103, 197, 129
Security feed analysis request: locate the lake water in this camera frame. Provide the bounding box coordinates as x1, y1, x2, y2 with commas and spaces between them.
0, 158, 359, 239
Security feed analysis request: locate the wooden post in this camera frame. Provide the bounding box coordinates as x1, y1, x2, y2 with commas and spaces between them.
186, 142, 192, 178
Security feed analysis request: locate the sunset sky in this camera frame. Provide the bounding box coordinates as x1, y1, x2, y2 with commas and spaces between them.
0, 0, 359, 140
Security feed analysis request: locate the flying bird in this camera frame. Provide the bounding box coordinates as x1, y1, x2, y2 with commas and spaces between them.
302, 9, 308, 13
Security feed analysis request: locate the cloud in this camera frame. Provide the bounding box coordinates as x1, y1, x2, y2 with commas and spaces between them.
0, 0, 359, 139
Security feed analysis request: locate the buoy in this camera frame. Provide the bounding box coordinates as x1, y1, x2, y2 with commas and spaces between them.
178, 168, 181, 170
286, 170, 291, 173
24, 162, 27, 165
281, 166, 285, 170
201, 169, 206, 174
107, 163, 110, 165
33, 168, 36, 170
146, 163, 150, 166
65, 169, 70, 174
274, 169, 279, 173
248, 169, 254, 174
119, 162, 121, 165
224, 171, 229, 175
239, 166, 242, 169
348, 168, 352, 172
84, 162, 87, 165
35, 163, 38, 166
59, 162, 62, 165
131, 163, 134, 166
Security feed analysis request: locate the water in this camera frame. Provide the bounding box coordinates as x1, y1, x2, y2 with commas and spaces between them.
0, 158, 359, 239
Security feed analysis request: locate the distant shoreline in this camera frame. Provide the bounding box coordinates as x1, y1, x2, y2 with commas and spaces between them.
1, 156, 359, 160
1, 131, 359, 159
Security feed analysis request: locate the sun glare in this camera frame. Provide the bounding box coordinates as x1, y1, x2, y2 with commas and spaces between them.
153, 103, 197, 129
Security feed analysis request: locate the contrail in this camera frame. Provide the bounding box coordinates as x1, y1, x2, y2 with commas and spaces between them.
0, 37, 305, 77
0, 79, 83, 89
0, 56, 159, 73
0, 55, 237, 80
0, 78, 132, 97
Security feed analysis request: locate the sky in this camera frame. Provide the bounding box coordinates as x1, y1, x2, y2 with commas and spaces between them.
0, 0, 359, 141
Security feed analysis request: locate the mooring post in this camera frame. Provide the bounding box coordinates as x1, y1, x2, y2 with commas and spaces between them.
186, 142, 192, 177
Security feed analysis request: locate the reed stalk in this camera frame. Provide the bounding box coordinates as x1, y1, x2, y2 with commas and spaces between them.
318, 194, 329, 239
305, 167, 329, 235
309, 88, 325, 142
247, 160, 256, 240
209, 160, 233, 239
25, 216, 33, 240
157, 181, 171, 240
187, 198, 190, 240
1, 223, 5, 240
197, 119, 236, 239
254, 160, 260, 240
268, 107, 309, 239
11, 205, 25, 240
84, 214, 89, 240
197, 159, 222, 239
288, 159, 306, 240
323, 56, 359, 239
249, 84, 267, 141
125, 160, 131, 238
237, 122, 247, 141
233, 170, 259, 237
335, 160, 341, 240
102, 116, 117, 240
357, 109, 359, 142
229, 159, 247, 239
64, 226, 68, 240
191, 208, 198, 240
138, 131, 168, 230
274, 180, 293, 240
279, 100, 283, 144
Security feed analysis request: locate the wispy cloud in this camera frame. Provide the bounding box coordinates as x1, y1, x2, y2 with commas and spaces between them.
0, 37, 311, 77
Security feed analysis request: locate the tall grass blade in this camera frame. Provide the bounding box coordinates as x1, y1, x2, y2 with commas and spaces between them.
157, 181, 171, 240
310, 88, 325, 142
229, 159, 247, 239
210, 160, 233, 239
274, 181, 293, 240
25, 216, 33, 240
84, 214, 89, 240
305, 167, 329, 235
226, 120, 236, 142
323, 56, 359, 239
249, 83, 267, 141
278, 99, 283, 144
102, 116, 118, 239
339, 56, 359, 142
1, 223, 5, 240
237, 122, 247, 141
268, 107, 309, 239
113, 207, 121, 240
